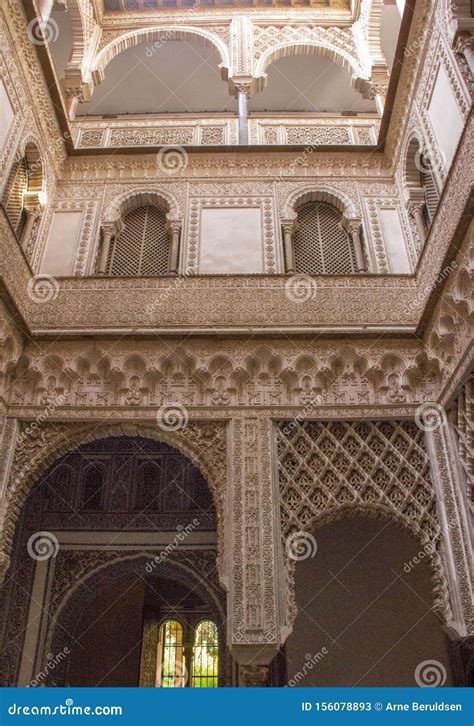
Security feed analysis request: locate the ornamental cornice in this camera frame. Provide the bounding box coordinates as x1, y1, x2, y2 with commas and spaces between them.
5, 337, 442, 413
62, 152, 392, 179
97, 9, 354, 29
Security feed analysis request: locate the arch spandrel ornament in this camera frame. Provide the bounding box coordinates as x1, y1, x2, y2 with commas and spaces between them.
1, 420, 228, 584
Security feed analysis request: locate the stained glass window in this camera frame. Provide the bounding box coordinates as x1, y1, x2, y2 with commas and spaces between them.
190, 620, 219, 688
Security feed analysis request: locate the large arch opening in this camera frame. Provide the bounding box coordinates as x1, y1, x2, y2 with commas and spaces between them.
0, 436, 229, 687
251, 54, 376, 114
80, 37, 234, 117
283, 515, 452, 687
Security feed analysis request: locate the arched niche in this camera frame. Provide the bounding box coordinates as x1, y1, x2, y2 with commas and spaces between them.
283, 514, 452, 687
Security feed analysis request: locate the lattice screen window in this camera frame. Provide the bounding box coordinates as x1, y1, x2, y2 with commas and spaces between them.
107, 205, 171, 276
1, 157, 28, 239
420, 156, 440, 226
293, 202, 357, 274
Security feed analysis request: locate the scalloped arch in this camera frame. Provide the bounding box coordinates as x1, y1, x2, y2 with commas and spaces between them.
91, 27, 230, 86
255, 41, 365, 88
282, 184, 359, 220
283, 505, 450, 637
104, 187, 182, 223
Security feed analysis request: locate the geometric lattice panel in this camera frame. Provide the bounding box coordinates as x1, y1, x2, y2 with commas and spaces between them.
293, 202, 357, 275
2, 157, 27, 239
421, 158, 440, 225
277, 420, 439, 544
107, 205, 170, 276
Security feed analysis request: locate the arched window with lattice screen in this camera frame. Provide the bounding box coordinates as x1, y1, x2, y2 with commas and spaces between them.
106, 204, 171, 276
293, 201, 357, 274
420, 154, 440, 227
1, 156, 28, 239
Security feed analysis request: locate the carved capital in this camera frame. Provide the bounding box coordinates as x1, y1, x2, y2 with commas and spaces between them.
23, 191, 44, 217
167, 220, 182, 235
281, 218, 297, 236
229, 75, 255, 96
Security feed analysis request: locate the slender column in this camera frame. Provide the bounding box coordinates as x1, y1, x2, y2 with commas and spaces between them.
348, 222, 367, 272
168, 222, 181, 274
22, 192, 44, 251
21, 209, 41, 250
408, 200, 427, 244
97, 225, 114, 275
281, 221, 296, 274
369, 72, 389, 116
237, 89, 249, 145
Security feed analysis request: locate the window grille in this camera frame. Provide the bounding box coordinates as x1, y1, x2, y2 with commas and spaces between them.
2, 157, 28, 238
107, 205, 170, 276
293, 201, 357, 275
191, 620, 219, 688
155, 619, 219, 688
156, 620, 186, 688
420, 157, 440, 226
